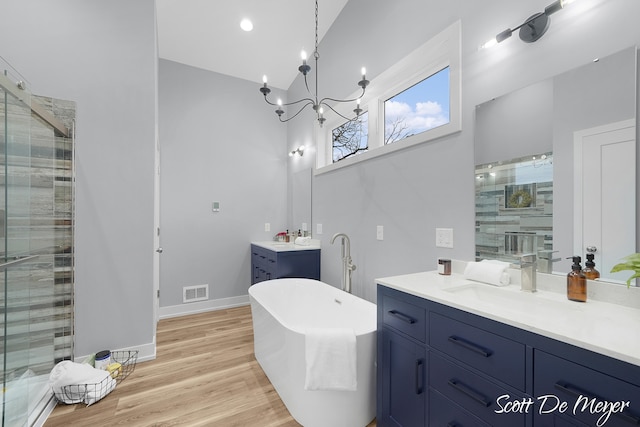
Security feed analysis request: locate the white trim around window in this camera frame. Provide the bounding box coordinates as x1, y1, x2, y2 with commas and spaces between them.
315, 20, 461, 174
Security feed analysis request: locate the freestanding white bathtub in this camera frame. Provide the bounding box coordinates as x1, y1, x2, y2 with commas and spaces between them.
248, 278, 377, 427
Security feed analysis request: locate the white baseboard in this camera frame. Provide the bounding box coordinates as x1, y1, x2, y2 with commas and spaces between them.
74, 340, 157, 365
159, 295, 250, 319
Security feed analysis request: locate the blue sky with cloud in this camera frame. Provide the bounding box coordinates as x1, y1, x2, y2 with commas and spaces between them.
384, 67, 450, 141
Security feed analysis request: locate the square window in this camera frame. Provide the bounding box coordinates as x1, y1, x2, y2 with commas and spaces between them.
384, 67, 450, 144
332, 112, 369, 162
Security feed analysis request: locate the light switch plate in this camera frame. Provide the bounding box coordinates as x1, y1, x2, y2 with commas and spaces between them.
436, 228, 453, 248
264, 223, 270, 232
317, 223, 323, 235
377, 225, 384, 241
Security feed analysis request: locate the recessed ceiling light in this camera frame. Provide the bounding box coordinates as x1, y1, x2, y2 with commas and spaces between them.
240, 19, 253, 32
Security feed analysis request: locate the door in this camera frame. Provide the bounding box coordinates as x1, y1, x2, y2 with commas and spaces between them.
380, 328, 426, 427
153, 136, 161, 328
574, 119, 636, 283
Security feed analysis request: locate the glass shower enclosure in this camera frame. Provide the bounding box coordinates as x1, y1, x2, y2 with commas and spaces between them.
0, 59, 74, 426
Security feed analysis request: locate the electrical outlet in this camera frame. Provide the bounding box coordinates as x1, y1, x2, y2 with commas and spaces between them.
264, 223, 270, 232
317, 223, 323, 235
377, 225, 384, 241
436, 228, 453, 248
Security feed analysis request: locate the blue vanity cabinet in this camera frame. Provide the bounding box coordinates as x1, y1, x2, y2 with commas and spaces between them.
378, 290, 428, 426
250, 244, 320, 285
379, 327, 426, 426
533, 350, 640, 427
377, 283, 640, 427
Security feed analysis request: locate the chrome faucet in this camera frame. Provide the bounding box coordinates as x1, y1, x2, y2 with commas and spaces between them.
537, 250, 560, 274
330, 232, 356, 293
520, 253, 537, 292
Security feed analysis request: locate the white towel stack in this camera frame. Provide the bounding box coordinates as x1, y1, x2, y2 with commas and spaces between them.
464, 260, 511, 286
304, 328, 357, 391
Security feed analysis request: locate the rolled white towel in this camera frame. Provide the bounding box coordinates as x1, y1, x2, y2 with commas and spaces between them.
464, 260, 511, 286
294, 236, 311, 246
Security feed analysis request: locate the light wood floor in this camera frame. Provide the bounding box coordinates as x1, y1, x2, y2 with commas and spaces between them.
44, 305, 377, 427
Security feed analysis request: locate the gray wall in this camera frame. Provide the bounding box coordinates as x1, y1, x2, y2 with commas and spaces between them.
158, 60, 288, 309
2, 0, 639, 357
288, 0, 640, 302
0, 0, 157, 356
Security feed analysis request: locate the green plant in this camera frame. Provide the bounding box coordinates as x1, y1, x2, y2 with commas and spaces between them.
610, 253, 640, 287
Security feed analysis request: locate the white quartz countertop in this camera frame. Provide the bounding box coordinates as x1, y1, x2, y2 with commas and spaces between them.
376, 270, 640, 367
251, 240, 321, 252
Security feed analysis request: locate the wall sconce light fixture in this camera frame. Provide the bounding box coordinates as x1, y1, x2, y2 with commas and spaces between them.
482, 0, 576, 49
289, 146, 305, 157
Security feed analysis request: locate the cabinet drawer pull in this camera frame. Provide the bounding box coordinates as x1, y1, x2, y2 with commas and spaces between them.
415, 359, 424, 395
448, 379, 491, 407
388, 310, 416, 324
555, 382, 640, 424
448, 335, 493, 357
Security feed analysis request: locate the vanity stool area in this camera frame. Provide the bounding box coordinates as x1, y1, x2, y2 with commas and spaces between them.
250, 241, 321, 285
376, 271, 640, 427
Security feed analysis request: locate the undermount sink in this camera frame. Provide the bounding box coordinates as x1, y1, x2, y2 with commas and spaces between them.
443, 282, 578, 314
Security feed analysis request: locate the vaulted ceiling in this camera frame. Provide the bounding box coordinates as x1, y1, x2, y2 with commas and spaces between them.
156, 0, 349, 90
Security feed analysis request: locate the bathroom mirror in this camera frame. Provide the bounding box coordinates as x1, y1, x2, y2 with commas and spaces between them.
475, 46, 637, 283
475, 152, 554, 269
292, 168, 312, 236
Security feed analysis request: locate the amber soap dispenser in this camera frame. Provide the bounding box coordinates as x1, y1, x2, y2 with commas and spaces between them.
583, 253, 600, 280
567, 256, 587, 302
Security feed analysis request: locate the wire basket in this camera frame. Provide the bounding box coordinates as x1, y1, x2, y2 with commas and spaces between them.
53, 350, 138, 405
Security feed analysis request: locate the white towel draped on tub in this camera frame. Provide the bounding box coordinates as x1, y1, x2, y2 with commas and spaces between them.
304, 328, 357, 391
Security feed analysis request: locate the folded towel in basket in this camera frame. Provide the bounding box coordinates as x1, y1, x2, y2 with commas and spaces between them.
304, 328, 357, 391
49, 360, 117, 405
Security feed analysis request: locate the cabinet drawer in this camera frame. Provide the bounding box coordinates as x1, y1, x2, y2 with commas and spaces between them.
429, 388, 491, 427
430, 352, 527, 426
381, 294, 426, 342
534, 350, 640, 427
430, 311, 526, 391
251, 245, 273, 267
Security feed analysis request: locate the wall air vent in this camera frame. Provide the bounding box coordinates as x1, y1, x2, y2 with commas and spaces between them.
183, 284, 209, 303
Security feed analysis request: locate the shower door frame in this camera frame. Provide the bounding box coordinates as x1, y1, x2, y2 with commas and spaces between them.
0, 70, 75, 426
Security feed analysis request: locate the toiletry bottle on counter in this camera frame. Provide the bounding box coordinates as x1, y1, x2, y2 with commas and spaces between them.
567, 256, 587, 302
583, 253, 600, 280
438, 258, 451, 275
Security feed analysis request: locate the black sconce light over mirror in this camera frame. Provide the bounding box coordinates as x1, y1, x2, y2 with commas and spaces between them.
483, 0, 576, 48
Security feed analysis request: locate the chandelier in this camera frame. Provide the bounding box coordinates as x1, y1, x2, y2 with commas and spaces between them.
259, 0, 369, 127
